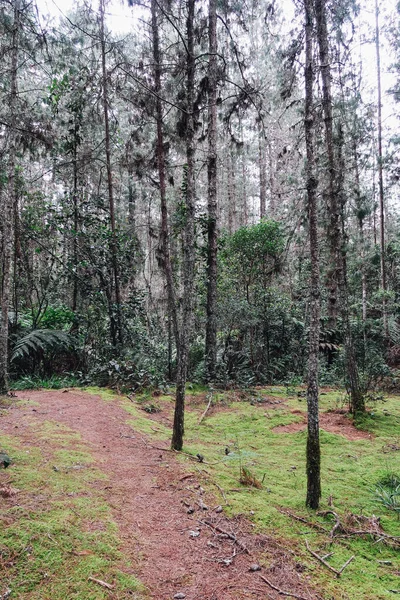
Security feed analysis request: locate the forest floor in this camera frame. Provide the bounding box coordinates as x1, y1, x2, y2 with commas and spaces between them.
0, 386, 399, 599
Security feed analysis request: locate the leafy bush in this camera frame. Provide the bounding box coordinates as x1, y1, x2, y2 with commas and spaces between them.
10, 373, 79, 390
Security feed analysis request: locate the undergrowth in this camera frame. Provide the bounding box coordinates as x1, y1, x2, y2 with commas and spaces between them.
10, 374, 80, 390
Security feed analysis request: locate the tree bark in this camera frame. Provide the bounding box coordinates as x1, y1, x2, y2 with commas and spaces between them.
151, 0, 179, 349
172, 0, 197, 451
72, 119, 79, 313
315, 0, 340, 329
336, 125, 364, 415
205, 0, 218, 383
304, 0, 321, 510
0, 0, 20, 394
375, 0, 388, 338
258, 119, 267, 219
99, 0, 123, 347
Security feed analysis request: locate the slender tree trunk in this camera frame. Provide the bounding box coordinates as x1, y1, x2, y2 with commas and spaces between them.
268, 140, 275, 216
0, 0, 20, 394
172, 0, 196, 451
13, 184, 23, 328
72, 132, 79, 313
241, 151, 248, 226
205, 0, 218, 383
315, 0, 339, 329
226, 147, 235, 233
151, 0, 179, 348
258, 120, 267, 219
336, 126, 364, 414
375, 0, 388, 338
304, 0, 321, 510
128, 171, 136, 229
353, 142, 368, 343
99, 0, 123, 347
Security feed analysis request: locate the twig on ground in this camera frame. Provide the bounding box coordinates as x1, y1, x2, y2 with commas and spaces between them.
278, 509, 327, 533
179, 473, 195, 481
259, 575, 309, 599
340, 531, 400, 546
211, 480, 229, 505
305, 540, 355, 577
199, 519, 250, 554
88, 576, 114, 590
317, 510, 342, 538
198, 391, 213, 425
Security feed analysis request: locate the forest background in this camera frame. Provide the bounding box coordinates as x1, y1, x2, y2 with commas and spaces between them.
1, 0, 400, 482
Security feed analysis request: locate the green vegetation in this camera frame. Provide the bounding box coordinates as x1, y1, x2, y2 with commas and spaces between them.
118, 385, 400, 600
10, 374, 80, 391
1, 385, 399, 599
0, 421, 144, 599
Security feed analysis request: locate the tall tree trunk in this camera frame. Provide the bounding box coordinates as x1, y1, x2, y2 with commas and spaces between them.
304, 0, 321, 510
99, 0, 123, 347
268, 140, 275, 216
336, 125, 364, 414
72, 126, 79, 313
205, 0, 218, 383
226, 147, 235, 233
353, 142, 368, 343
151, 0, 179, 348
315, 0, 339, 329
241, 150, 249, 226
375, 0, 388, 338
258, 120, 267, 219
0, 0, 20, 394
172, 0, 196, 451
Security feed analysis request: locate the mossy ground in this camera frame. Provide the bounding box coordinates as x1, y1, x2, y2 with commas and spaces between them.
0, 419, 144, 599
114, 385, 400, 600
1, 385, 399, 599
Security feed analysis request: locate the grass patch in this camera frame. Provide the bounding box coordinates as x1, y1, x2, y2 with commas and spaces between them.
93, 385, 400, 600
0, 422, 144, 599
10, 374, 80, 391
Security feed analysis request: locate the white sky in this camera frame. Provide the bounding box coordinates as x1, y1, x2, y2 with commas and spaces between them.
35, 0, 398, 135
36, 0, 137, 34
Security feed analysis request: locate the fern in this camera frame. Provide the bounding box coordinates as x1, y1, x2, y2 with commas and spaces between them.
11, 329, 73, 363
387, 316, 400, 345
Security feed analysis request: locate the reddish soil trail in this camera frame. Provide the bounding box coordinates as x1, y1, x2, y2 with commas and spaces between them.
273, 409, 373, 440
1, 390, 320, 600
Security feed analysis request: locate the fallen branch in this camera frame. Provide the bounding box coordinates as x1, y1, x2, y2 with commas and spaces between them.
211, 480, 229, 505
337, 554, 356, 575
198, 392, 213, 425
179, 473, 195, 482
317, 510, 342, 538
259, 575, 309, 600
278, 509, 327, 533
305, 540, 354, 577
88, 577, 114, 590
200, 519, 250, 555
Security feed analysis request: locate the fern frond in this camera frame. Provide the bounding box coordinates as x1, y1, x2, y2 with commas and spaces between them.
11, 329, 73, 363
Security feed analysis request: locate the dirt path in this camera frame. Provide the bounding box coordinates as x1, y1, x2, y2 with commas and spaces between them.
1, 390, 319, 600
273, 409, 373, 440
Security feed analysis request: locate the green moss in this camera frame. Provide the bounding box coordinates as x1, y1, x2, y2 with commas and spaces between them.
78, 386, 400, 599
0, 426, 144, 599
169, 387, 400, 599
